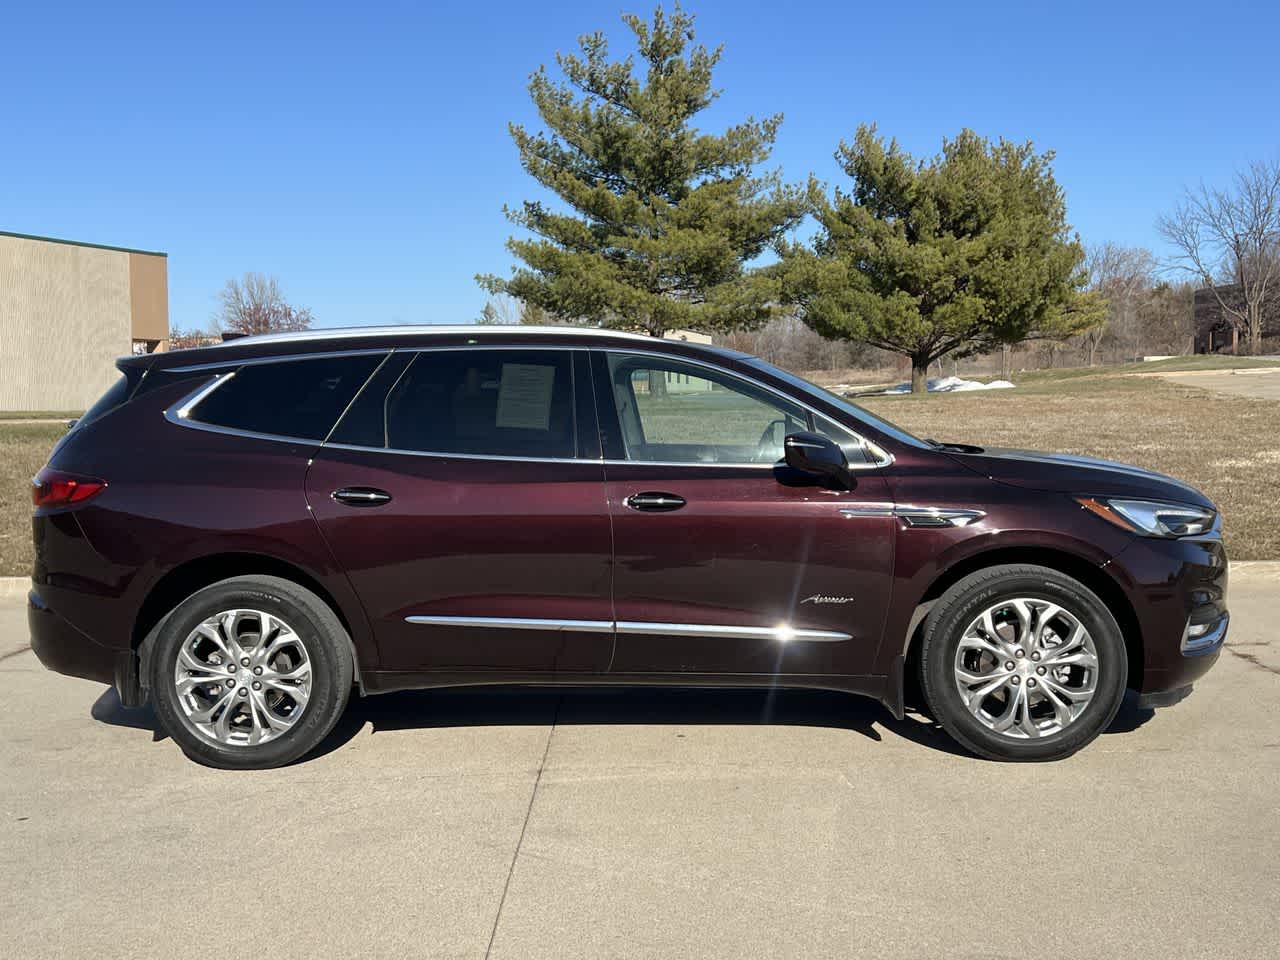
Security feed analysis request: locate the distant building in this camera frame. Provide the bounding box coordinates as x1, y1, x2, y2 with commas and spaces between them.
0, 230, 168, 412
1193, 283, 1279, 353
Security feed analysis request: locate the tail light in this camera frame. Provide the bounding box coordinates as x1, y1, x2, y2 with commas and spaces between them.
32, 468, 107, 509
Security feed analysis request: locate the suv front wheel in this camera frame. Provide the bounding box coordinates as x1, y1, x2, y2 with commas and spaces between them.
920, 564, 1128, 762
148, 575, 353, 769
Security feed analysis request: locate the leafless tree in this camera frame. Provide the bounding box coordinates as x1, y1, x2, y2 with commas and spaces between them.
168, 327, 221, 350
215, 273, 313, 337
1083, 244, 1155, 363
1158, 160, 1280, 354
476, 296, 521, 325
1138, 283, 1196, 356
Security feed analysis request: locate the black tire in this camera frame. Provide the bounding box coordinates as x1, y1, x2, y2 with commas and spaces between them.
148, 576, 353, 769
919, 564, 1127, 762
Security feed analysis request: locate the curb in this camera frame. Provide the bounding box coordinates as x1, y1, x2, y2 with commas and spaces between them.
0, 577, 31, 600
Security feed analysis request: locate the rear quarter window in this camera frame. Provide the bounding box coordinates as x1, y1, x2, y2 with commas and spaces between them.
187, 354, 385, 440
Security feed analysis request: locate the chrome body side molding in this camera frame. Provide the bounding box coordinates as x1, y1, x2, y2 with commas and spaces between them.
405, 616, 613, 633
405, 616, 851, 643
840, 504, 986, 527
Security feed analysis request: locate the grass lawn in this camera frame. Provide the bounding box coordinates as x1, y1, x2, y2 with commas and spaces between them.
0, 411, 82, 421
0, 368, 1275, 576
1, 423, 63, 578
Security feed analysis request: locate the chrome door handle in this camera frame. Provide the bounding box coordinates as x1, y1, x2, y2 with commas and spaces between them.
625, 492, 686, 512
332, 487, 393, 507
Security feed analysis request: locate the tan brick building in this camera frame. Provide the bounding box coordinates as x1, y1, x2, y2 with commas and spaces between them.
0, 230, 168, 412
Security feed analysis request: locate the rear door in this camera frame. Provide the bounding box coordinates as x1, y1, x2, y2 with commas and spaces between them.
594, 349, 896, 678
306, 347, 614, 675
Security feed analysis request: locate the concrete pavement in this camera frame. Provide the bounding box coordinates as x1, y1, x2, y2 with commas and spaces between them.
1157, 366, 1280, 400
2, 567, 1278, 959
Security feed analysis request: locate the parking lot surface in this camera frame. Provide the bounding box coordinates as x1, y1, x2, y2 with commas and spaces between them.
1159, 366, 1280, 401
2, 565, 1278, 959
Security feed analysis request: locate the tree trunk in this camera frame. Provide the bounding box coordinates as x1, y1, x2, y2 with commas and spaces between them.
647, 326, 667, 397
911, 360, 929, 394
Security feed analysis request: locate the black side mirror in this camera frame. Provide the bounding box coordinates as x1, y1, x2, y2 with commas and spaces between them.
783, 432, 850, 487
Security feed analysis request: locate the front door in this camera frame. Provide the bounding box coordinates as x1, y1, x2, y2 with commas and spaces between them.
307, 347, 614, 675
593, 350, 895, 678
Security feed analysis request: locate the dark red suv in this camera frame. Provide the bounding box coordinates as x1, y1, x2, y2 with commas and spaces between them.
29, 326, 1228, 767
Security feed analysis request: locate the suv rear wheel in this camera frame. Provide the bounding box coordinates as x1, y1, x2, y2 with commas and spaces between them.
920, 564, 1127, 762
148, 576, 353, 769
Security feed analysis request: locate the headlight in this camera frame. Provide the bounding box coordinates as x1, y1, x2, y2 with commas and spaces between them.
1075, 497, 1216, 537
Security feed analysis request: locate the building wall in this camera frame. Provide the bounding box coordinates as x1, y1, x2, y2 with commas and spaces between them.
0, 233, 167, 412
128, 252, 169, 346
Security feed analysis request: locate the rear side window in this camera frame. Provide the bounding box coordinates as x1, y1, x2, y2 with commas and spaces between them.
189, 354, 384, 440
379, 349, 576, 458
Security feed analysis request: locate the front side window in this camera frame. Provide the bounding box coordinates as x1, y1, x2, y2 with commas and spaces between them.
605, 353, 810, 464
382, 349, 576, 458
188, 354, 384, 440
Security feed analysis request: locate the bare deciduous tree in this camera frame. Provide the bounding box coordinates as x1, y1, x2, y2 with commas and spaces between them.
216, 273, 313, 336
1084, 243, 1155, 363
168, 327, 220, 350
1158, 160, 1280, 354
1138, 283, 1196, 356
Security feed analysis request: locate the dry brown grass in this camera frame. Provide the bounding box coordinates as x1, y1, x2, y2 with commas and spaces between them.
1, 423, 62, 578
861, 374, 1280, 559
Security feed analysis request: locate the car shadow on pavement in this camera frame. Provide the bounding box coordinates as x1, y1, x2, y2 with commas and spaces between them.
311, 686, 974, 761
90, 688, 167, 742
89, 684, 1154, 762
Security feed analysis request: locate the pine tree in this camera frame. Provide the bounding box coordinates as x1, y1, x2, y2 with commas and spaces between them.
478, 4, 805, 336
776, 126, 1103, 392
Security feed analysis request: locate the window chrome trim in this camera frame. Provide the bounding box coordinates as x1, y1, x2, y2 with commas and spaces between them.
163, 368, 362, 449
320, 441, 602, 465
173, 371, 235, 419
405, 616, 851, 642
161, 342, 894, 471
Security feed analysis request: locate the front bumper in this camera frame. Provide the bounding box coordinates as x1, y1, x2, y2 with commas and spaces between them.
1108, 531, 1229, 701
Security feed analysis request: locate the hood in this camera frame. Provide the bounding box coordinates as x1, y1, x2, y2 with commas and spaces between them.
945, 447, 1215, 510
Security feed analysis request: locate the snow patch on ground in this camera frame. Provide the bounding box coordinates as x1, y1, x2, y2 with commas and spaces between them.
882, 375, 1015, 395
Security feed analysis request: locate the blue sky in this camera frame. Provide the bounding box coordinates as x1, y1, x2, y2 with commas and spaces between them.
3, 0, 1277, 331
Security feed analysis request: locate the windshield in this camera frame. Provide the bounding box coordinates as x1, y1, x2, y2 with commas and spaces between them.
743, 358, 930, 450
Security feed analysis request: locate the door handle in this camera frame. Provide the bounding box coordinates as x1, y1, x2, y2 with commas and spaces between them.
332, 486, 393, 507
625, 491, 686, 512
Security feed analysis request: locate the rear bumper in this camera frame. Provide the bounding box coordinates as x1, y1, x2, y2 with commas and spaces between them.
28, 588, 123, 687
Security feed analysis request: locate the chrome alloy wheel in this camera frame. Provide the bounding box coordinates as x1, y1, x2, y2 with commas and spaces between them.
953, 598, 1099, 740
173, 610, 312, 747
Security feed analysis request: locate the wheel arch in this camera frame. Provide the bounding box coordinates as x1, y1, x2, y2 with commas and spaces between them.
132, 552, 363, 691
898, 546, 1143, 713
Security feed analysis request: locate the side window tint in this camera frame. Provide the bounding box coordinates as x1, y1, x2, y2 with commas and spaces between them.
327, 353, 414, 448
385, 350, 575, 458
189, 354, 383, 440
606, 353, 808, 464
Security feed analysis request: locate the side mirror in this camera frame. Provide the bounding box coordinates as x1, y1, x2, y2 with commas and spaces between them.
783, 432, 850, 487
